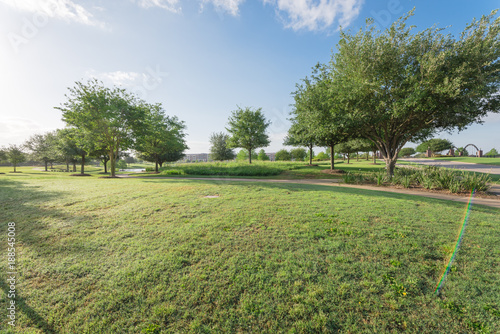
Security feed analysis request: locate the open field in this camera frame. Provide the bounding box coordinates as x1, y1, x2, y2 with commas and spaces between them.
0, 169, 499, 333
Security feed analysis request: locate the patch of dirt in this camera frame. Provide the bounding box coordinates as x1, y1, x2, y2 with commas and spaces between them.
98, 176, 121, 178
321, 169, 346, 174
70, 173, 92, 176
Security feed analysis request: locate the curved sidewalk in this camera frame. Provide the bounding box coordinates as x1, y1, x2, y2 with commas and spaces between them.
399, 158, 500, 175
123, 175, 500, 209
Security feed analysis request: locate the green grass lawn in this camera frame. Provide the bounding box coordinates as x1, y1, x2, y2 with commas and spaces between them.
0, 170, 499, 333
431, 157, 500, 166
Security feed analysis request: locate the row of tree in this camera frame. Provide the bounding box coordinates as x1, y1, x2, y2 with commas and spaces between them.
1, 79, 188, 176
284, 9, 500, 176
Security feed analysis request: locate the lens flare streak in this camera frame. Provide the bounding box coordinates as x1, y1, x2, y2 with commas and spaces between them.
435, 189, 476, 295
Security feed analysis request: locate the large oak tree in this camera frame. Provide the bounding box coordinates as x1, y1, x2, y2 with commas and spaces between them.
331, 9, 500, 176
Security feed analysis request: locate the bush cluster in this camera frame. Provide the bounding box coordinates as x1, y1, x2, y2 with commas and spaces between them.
357, 166, 492, 193
158, 162, 303, 177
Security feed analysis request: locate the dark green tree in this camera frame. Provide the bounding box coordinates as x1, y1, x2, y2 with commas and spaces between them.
398, 147, 416, 157
135, 103, 187, 172
290, 148, 307, 161
209, 132, 235, 161
57, 79, 147, 177
24, 132, 58, 171
331, 9, 500, 175
485, 148, 498, 156
226, 107, 271, 164
416, 139, 453, 155
6, 144, 26, 173
291, 64, 355, 170
257, 149, 270, 161
275, 149, 292, 161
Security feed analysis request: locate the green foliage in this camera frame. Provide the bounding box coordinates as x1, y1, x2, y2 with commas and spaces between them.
134, 104, 187, 172
226, 106, 271, 163
107, 159, 127, 171
257, 149, 270, 161
24, 131, 59, 170
57, 79, 148, 177
275, 149, 292, 161
313, 152, 329, 161
485, 148, 498, 156
5, 144, 26, 172
159, 162, 302, 176
416, 139, 453, 154
236, 149, 257, 161
290, 148, 307, 161
209, 132, 235, 161
399, 147, 416, 157
374, 166, 492, 193
330, 9, 500, 175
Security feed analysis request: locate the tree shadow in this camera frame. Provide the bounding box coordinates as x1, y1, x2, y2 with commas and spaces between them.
0, 279, 57, 333
0, 177, 88, 333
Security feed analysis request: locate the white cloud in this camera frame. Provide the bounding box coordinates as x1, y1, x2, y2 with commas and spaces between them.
200, 0, 245, 16
0, 0, 104, 27
85, 69, 146, 87
263, 0, 364, 31
133, 0, 181, 13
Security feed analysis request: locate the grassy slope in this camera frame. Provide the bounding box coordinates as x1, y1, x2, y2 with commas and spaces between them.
0, 170, 499, 333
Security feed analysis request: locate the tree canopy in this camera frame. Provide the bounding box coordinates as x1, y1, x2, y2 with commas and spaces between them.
209, 132, 235, 161
416, 139, 453, 154
328, 9, 500, 175
226, 107, 271, 164
57, 79, 147, 177
135, 103, 187, 172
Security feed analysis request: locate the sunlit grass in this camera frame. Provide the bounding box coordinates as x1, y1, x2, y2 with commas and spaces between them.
0, 171, 498, 333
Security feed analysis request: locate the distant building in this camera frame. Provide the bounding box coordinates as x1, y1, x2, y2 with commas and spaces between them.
265, 152, 276, 161
182, 153, 210, 162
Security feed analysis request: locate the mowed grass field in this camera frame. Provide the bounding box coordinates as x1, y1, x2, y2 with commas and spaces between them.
0, 167, 499, 333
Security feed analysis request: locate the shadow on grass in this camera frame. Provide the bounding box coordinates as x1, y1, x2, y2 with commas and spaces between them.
0, 177, 85, 334
0, 279, 57, 333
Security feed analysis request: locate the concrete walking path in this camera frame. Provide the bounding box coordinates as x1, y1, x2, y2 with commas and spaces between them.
120, 175, 500, 209
399, 158, 500, 175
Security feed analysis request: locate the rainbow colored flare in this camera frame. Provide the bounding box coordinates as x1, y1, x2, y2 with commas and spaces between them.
434, 189, 476, 295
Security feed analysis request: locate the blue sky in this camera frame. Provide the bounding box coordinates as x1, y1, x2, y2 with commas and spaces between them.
1, 0, 499, 154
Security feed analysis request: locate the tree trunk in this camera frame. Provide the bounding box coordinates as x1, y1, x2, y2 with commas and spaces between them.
342, 154, 345, 161
44, 161, 48, 172
14, 164, 16, 173
110, 150, 116, 177
373, 151, 376, 164
347, 153, 350, 164
366, 151, 369, 161
309, 145, 313, 165
386, 158, 397, 177
80, 153, 85, 174
330, 145, 335, 170
50, 161, 53, 169
155, 156, 159, 173
72, 161, 77, 172
159, 161, 163, 168
66, 161, 69, 172
103, 159, 108, 173
248, 149, 252, 164
356, 152, 359, 162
